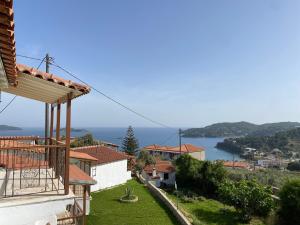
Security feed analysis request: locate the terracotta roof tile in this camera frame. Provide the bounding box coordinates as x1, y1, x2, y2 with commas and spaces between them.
72, 145, 128, 165
0, 0, 17, 85
17, 64, 90, 94
70, 150, 98, 161
144, 144, 204, 154
69, 164, 96, 185
223, 161, 250, 169
144, 160, 175, 174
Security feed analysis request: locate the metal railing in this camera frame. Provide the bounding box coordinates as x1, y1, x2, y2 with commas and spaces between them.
57, 199, 84, 225
0, 136, 66, 198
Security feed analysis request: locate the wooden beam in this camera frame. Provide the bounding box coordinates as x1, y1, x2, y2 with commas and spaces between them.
64, 94, 71, 195
83, 185, 87, 225
56, 103, 61, 141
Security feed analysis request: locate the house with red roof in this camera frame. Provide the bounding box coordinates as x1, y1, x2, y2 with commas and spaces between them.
72, 145, 131, 191
142, 160, 176, 187
143, 144, 205, 161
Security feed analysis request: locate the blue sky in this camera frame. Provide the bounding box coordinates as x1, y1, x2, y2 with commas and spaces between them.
1, 0, 300, 128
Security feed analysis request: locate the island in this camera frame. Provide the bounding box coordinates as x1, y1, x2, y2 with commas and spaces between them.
0, 125, 22, 131
182, 121, 300, 138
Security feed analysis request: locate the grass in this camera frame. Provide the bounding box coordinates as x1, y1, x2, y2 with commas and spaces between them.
167, 193, 267, 225
87, 179, 180, 225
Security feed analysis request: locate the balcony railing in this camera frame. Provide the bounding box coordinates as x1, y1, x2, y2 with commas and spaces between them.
0, 136, 66, 198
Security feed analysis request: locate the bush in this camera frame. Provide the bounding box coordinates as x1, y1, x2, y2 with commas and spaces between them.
175, 154, 227, 197
287, 161, 300, 171
278, 179, 300, 225
218, 179, 274, 222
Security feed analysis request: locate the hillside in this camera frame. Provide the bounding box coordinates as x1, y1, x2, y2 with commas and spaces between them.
0, 125, 22, 131
182, 121, 300, 137
216, 127, 300, 155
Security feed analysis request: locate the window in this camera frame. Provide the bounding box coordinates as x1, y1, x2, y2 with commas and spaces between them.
92, 167, 96, 177
163, 173, 169, 180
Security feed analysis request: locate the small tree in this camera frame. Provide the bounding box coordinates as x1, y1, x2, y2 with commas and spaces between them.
122, 126, 139, 155
218, 179, 274, 222
134, 150, 156, 173
278, 179, 300, 225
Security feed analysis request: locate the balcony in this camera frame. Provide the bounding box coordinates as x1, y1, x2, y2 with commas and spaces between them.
0, 136, 67, 198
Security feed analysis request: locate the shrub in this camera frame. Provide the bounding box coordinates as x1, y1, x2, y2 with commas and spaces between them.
278, 179, 300, 225
218, 179, 274, 222
287, 161, 300, 171
175, 154, 227, 197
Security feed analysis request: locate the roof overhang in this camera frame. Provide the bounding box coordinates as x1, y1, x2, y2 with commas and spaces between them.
2, 64, 90, 104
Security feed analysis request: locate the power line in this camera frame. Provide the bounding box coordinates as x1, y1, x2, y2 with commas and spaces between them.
36, 56, 46, 70
16, 54, 172, 128
52, 63, 172, 128
16, 54, 42, 61
160, 131, 178, 145
0, 95, 17, 114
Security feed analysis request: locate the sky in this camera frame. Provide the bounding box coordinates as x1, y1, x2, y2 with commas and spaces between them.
1, 0, 300, 128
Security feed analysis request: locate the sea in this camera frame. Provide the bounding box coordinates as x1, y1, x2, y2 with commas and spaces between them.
0, 127, 240, 161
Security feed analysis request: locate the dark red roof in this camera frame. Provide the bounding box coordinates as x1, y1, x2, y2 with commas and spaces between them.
144, 160, 175, 174
72, 145, 128, 165
144, 144, 204, 154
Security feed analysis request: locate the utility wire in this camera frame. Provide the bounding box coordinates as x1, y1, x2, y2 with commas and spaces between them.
52, 63, 171, 128
16, 54, 172, 128
0, 95, 17, 114
16, 54, 42, 61
36, 56, 46, 70
160, 131, 178, 145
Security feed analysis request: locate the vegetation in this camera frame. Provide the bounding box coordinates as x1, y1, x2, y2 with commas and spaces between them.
278, 179, 300, 225
183, 122, 300, 138
70, 133, 98, 147
216, 127, 300, 155
167, 192, 266, 225
119, 186, 138, 202
227, 168, 300, 188
286, 161, 300, 171
88, 179, 179, 225
122, 126, 139, 155
175, 154, 227, 197
218, 179, 274, 222
135, 150, 156, 173
0, 125, 22, 130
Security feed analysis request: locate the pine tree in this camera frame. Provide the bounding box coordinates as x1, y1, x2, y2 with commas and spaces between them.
122, 126, 139, 155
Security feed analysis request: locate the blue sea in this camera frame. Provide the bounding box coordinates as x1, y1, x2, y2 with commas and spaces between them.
0, 127, 240, 161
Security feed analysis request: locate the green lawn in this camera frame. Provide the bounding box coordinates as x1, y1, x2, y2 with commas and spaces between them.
87, 179, 180, 225
167, 193, 267, 225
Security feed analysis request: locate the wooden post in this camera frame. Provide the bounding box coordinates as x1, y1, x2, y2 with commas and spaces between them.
56, 103, 61, 141
55, 102, 61, 177
64, 95, 71, 195
49, 105, 54, 166
83, 185, 87, 225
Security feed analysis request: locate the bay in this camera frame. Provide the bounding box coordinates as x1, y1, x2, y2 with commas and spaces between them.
0, 127, 240, 161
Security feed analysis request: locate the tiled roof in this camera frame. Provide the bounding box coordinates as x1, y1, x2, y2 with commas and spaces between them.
144, 144, 204, 154
0, 0, 17, 85
17, 64, 90, 94
72, 145, 128, 165
70, 150, 98, 161
223, 161, 250, 169
144, 160, 175, 174
69, 164, 96, 185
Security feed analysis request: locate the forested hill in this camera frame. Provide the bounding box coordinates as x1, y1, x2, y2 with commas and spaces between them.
0, 125, 22, 131
182, 122, 300, 137
216, 127, 300, 155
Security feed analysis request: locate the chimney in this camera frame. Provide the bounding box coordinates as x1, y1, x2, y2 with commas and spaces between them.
152, 167, 157, 177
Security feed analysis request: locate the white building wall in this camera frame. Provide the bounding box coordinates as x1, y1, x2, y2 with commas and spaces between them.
91, 160, 131, 192
189, 151, 205, 160
0, 196, 74, 225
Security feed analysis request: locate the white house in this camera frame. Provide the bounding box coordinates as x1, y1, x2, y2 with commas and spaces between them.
142, 160, 176, 187
72, 145, 131, 191
143, 144, 205, 161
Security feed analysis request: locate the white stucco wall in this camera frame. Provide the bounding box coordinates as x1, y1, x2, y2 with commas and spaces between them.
91, 160, 131, 192
0, 196, 74, 225
189, 151, 205, 160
